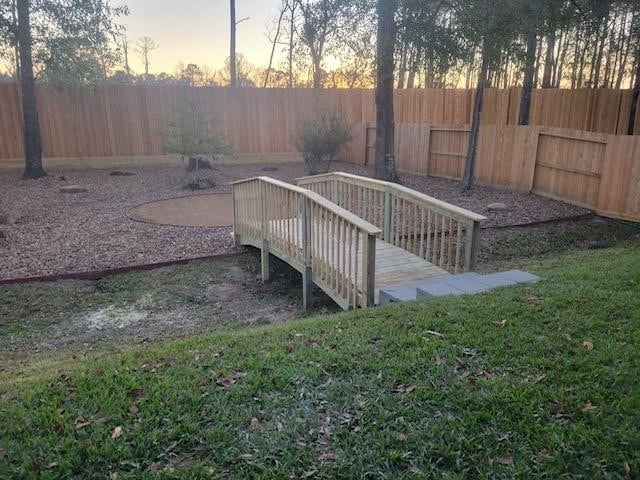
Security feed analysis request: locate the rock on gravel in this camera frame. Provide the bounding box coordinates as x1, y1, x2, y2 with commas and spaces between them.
487, 202, 508, 211
59, 185, 88, 193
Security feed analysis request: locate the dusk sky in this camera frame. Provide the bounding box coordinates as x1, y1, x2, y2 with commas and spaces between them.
119, 0, 283, 74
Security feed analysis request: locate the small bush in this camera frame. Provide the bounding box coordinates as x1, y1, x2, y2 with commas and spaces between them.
293, 107, 352, 175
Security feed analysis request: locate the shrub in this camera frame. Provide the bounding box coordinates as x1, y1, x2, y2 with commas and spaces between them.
293, 107, 352, 175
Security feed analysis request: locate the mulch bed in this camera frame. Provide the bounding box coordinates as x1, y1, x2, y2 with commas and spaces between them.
0, 161, 589, 280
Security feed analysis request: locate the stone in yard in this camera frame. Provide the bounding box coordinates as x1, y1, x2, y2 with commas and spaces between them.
183, 178, 216, 190
60, 185, 87, 193
186, 156, 213, 172
487, 202, 507, 211
0, 213, 18, 225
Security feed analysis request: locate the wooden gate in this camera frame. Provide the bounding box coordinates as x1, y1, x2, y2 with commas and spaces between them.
531, 130, 607, 208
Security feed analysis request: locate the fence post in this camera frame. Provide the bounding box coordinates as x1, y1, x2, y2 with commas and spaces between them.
362, 232, 377, 307
260, 181, 270, 282
300, 195, 313, 310
383, 190, 392, 242
464, 220, 481, 272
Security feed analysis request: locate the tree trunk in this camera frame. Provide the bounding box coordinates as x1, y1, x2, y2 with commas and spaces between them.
542, 29, 555, 88
462, 46, 488, 192
230, 0, 237, 87
518, 28, 537, 125
374, 0, 398, 182
16, 0, 45, 179
628, 49, 640, 135
287, 1, 296, 88
264, 5, 285, 88
12, 0, 20, 82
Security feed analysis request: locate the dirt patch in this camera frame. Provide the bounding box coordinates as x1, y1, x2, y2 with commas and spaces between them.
0, 254, 338, 360
128, 194, 233, 227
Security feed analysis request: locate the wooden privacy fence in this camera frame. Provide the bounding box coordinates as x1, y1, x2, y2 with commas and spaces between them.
1, 84, 639, 160
347, 123, 640, 222
231, 176, 381, 309
296, 172, 485, 273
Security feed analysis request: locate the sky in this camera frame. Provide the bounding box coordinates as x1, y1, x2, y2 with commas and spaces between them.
119, 0, 283, 74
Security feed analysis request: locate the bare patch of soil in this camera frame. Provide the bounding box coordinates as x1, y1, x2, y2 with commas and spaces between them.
0, 254, 338, 360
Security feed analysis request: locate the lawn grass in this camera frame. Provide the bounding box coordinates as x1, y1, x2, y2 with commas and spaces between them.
1, 247, 639, 478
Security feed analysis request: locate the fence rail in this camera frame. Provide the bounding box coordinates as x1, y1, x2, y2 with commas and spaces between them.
231, 176, 381, 309
1, 84, 639, 160
296, 172, 485, 273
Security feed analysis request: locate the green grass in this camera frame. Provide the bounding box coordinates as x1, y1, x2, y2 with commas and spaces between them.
1, 247, 639, 478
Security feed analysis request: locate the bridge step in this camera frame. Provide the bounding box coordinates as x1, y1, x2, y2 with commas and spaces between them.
378, 270, 540, 306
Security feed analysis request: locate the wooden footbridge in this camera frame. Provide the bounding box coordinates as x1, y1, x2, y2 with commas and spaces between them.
231, 172, 486, 310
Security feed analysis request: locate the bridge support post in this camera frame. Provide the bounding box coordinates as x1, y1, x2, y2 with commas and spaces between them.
300, 195, 313, 310
302, 266, 313, 311
261, 240, 271, 282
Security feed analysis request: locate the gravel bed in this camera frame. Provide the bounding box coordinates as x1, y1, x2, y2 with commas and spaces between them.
0, 161, 588, 280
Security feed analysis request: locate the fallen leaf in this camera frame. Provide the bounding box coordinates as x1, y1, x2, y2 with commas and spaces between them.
318, 452, 337, 461
493, 319, 507, 328
250, 417, 260, 429
580, 402, 597, 412
301, 470, 317, 478
391, 383, 417, 393
217, 372, 243, 389
128, 405, 139, 415
164, 441, 178, 453
623, 462, 631, 477
148, 462, 160, 472
583, 340, 594, 351
276, 421, 284, 431
395, 432, 407, 441
76, 421, 91, 430
111, 426, 124, 439
47, 462, 58, 469
497, 455, 513, 465
435, 353, 446, 366
119, 460, 139, 468
425, 330, 443, 337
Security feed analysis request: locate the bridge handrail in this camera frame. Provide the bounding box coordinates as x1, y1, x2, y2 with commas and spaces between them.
231, 176, 381, 309
296, 172, 486, 273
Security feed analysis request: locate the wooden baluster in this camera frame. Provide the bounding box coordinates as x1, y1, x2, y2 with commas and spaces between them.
432, 213, 439, 265
353, 230, 359, 308
341, 218, 347, 298
455, 221, 463, 274
447, 217, 453, 272
347, 224, 353, 306
439, 214, 446, 268
418, 207, 426, 258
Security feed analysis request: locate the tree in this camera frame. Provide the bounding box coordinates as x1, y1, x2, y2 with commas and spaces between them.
374, 0, 399, 182
456, 0, 520, 191
161, 96, 233, 162
16, 0, 43, 178
0, 0, 126, 178
518, 0, 542, 125
136, 36, 158, 76
229, 0, 237, 86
